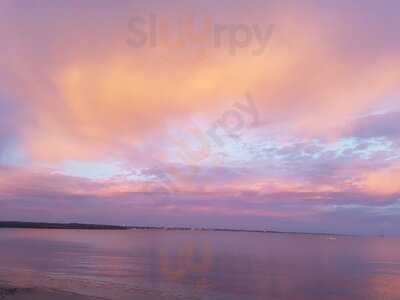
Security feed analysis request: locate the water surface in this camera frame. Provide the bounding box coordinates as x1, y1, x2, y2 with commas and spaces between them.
1, 229, 399, 299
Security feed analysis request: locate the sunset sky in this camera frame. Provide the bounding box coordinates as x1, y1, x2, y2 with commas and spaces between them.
1, 0, 400, 234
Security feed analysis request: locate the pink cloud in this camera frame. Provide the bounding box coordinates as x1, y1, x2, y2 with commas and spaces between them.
1, 1, 400, 233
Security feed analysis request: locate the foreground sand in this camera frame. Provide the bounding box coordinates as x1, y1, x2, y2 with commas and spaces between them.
0, 284, 106, 300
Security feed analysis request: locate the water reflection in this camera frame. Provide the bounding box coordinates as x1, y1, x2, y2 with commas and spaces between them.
1, 229, 400, 299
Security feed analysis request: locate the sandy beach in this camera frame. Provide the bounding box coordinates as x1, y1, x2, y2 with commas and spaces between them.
0, 284, 105, 300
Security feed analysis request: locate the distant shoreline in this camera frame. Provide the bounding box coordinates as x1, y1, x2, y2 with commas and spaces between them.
0, 221, 355, 236
0, 221, 126, 230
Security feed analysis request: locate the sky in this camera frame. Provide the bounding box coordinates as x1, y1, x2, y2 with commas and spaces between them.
0, 0, 400, 235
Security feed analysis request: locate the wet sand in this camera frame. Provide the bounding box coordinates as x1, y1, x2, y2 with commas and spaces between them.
0, 284, 106, 300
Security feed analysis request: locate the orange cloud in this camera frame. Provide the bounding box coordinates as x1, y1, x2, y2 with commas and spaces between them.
357, 165, 400, 196
0, 2, 398, 164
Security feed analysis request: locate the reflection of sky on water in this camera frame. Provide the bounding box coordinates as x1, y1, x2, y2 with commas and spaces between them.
1, 229, 400, 299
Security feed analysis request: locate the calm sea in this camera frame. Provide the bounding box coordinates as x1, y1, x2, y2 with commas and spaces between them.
0, 229, 400, 299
